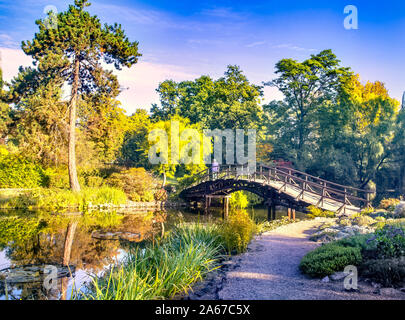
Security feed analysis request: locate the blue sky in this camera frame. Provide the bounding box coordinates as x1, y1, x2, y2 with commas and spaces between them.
0, 0, 404, 114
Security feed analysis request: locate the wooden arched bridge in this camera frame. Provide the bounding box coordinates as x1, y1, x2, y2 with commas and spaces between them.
179, 164, 373, 219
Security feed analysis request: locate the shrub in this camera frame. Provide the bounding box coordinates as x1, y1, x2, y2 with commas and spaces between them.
394, 202, 405, 218
0, 187, 127, 210
307, 205, 335, 219
351, 215, 375, 226
257, 217, 298, 233
106, 168, 158, 202
379, 198, 400, 211
0, 151, 48, 188
366, 225, 405, 259
300, 244, 362, 277
85, 176, 105, 188
360, 258, 405, 287
220, 210, 257, 254
229, 191, 249, 209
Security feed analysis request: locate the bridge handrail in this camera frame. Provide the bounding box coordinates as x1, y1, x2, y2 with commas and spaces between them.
182, 163, 372, 210
264, 164, 373, 194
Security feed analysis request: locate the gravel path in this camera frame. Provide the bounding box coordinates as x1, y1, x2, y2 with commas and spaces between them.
193, 219, 405, 300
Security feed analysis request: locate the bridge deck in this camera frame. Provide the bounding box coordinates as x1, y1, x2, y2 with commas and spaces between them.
257, 178, 361, 215
180, 164, 372, 215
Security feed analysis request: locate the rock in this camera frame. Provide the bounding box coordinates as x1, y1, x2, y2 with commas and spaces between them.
394, 202, 405, 218
91, 231, 141, 242
321, 276, 330, 283
330, 272, 347, 281
371, 282, 381, 289
0, 265, 75, 284
379, 288, 402, 296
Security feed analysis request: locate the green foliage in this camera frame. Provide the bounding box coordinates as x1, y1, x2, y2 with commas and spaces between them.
0, 216, 46, 249
220, 210, 257, 254
257, 216, 298, 233
229, 191, 249, 209
119, 109, 151, 167
151, 65, 263, 131
307, 205, 335, 219
0, 148, 48, 188
0, 187, 127, 210
299, 243, 362, 277
351, 214, 376, 226
143, 114, 208, 182
106, 168, 158, 202
20, 0, 141, 191
367, 225, 405, 259
79, 223, 223, 300
263, 50, 352, 166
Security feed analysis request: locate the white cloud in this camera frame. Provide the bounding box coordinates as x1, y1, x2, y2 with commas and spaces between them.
113, 61, 198, 114
0, 47, 198, 114
0, 34, 20, 49
246, 41, 266, 48
272, 43, 317, 52
0, 47, 33, 81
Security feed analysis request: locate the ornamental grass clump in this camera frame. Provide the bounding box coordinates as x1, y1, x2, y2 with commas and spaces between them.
220, 210, 257, 254
79, 223, 224, 300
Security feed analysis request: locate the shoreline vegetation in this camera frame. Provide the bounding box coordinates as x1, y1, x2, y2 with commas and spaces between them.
75, 211, 298, 300
0, 187, 187, 211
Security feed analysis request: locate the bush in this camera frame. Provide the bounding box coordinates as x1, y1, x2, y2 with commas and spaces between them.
106, 168, 158, 202
394, 202, 405, 218
379, 198, 400, 211
360, 258, 405, 287
229, 191, 249, 209
258, 217, 298, 233
0, 150, 48, 188
366, 225, 405, 259
351, 215, 376, 226
0, 187, 127, 210
299, 243, 362, 277
307, 205, 335, 219
220, 210, 257, 254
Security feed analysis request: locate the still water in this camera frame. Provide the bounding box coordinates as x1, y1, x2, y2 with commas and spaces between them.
0, 206, 302, 300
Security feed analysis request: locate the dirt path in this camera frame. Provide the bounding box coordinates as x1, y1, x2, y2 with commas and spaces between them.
190, 219, 405, 300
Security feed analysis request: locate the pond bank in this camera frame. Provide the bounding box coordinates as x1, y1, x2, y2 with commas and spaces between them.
187, 219, 405, 300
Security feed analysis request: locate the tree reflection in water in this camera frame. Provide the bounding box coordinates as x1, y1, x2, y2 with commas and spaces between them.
0, 210, 166, 300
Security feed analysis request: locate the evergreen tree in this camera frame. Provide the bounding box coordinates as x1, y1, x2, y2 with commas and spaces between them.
22, 0, 141, 191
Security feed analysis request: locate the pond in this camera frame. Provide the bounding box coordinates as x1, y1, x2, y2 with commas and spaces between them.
0, 205, 305, 300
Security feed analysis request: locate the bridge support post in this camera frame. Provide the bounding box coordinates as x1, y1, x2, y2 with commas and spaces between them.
223, 197, 229, 220
267, 202, 276, 221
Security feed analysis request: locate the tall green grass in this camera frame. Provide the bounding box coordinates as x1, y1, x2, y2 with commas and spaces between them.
78, 223, 224, 300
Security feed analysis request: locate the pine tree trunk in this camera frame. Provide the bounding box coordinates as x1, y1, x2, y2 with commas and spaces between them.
62, 221, 78, 266
161, 170, 167, 188
68, 58, 81, 192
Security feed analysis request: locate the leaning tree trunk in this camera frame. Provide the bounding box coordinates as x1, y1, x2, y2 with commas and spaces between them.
161, 170, 167, 188
68, 58, 81, 192
61, 220, 78, 300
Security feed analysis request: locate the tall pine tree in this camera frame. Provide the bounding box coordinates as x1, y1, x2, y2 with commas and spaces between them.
22, 0, 141, 191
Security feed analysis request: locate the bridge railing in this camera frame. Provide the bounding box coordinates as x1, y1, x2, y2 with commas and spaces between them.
188, 163, 373, 211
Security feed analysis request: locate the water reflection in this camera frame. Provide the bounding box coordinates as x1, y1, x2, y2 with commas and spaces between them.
0, 210, 165, 300
0, 206, 304, 300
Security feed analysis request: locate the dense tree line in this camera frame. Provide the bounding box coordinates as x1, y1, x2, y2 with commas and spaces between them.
0, 1, 403, 200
